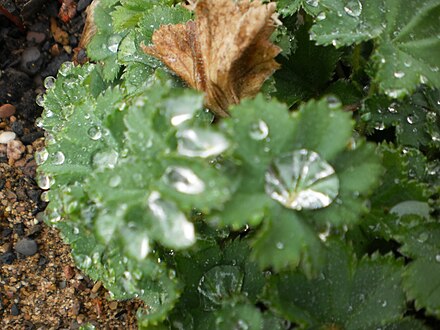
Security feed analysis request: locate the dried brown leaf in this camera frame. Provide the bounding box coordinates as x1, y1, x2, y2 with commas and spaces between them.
142, 0, 281, 117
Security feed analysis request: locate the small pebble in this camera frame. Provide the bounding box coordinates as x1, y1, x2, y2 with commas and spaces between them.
0, 131, 16, 144
11, 121, 24, 136
0, 251, 16, 264
11, 303, 20, 316
21, 131, 44, 144
20, 47, 43, 75
0, 104, 16, 118
108, 301, 118, 310
26, 31, 46, 44
7, 139, 26, 160
14, 238, 38, 256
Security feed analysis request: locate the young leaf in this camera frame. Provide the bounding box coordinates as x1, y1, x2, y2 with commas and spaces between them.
265, 242, 406, 329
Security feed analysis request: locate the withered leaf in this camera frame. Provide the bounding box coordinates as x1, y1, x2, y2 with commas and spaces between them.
142, 0, 281, 117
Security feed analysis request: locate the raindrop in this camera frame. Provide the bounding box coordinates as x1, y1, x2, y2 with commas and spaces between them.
36, 94, 45, 106
406, 115, 416, 124
109, 175, 122, 187
403, 61, 412, 68
436, 255, 440, 263
326, 95, 341, 109
387, 103, 398, 113
385, 88, 407, 99
35, 148, 49, 165
374, 122, 385, 130
305, 0, 319, 7
163, 166, 205, 194
177, 128, 229, 158
58, 61, 74, 76
276, 242, 284, 250
92, 150, 119, 170
381, 300, 387, 307
107, 34, 122, 53
344, 0, 362, 17
265, 149, 339, 210
147, 191, 195, 247
44, 76, 56, 89
419, 75, 428, 84
318, 224, 331, 242
40, 191, 50, 202
166, 95, 202, 126
393, 71, 405, 79
36, 173, 54, 190
87, 126, 102, 140
417, 232, 429, 243
249, 120, 269, 140
73, 227, 80, 235
316, 12, 326, 21
52, 151, 65, 165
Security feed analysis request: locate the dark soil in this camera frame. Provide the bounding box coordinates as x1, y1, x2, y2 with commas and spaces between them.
0, 1, 141, 328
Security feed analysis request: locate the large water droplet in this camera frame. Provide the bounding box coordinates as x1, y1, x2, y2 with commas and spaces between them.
344, 0, 362, 17
44, 76, 56, 89
436, 255, 440, 263
316, 12, 326, 21
52, 151, 65, 165
36, 94, 44, 107
305, 0, 319, 7
107, 34, 122, 53
249, 120, 269, 140
163, 166, 205, 194
109, 175, 122, 187
265, 149, 339, 210
88, 126, 102, 140
58, 61, 74, 76
92, 150, 119, 170
36, 173, 54, 190
35, 148, 49, 165
393, 71, 405, 79
177, 128, 229, 158
385, 88, 408, 99
197, 265, 243, 311
147, 191, 195, 248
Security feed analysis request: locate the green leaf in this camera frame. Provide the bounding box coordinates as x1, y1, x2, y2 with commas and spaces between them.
252, 207, 324, 276
398, 223, 440, 317
273, 24, 341, 107
310, 0, 440, 98
277, 0, 324, 17
265, 242, 405, 329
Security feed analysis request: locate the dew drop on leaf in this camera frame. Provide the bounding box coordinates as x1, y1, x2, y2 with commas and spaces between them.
147, 191, 195, 248
393, 71, 405, 79
40, 191, 49, 202
305, 0, 319, 8
52, 151, 65, 165
163, 166, 205, 194
276, 242, 284, 250
36, 173, 54, 190
58, 61, 74, 76
35, 148, 49, 165
344, 0, 362, 17
87, 126, 102, 140
92, 150, 119, 170
36, 94, 44, 106
265, 149, 339, 210
44, 76, 56, 89
177, 128, 229, 158
249, 120, 269, 140
197, 265, 243, 310
436, 255, 440, 263
316, 12, 326, 21
109, 175, 122, 187
107, 34, 122, 53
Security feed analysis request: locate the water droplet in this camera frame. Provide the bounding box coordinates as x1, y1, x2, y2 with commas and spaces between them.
388, 103, 398, 113
177, 128, 229, 158
385, 88, 407, 99
316, 12, 326, 21
393, 71, 405, 79
249, 120, 269, 140
36, 173, 54, 190
265, 149, 339, 210
406, 115, 416, 124
163, 166, 205, 194
381, 300, 387, 307
326, 96, 341, 109
403, 61, 412, 68
40, 191, 50, 202
344, 0, 362, 17
430, 65, 439, 72
419, 75, 428, 84
87, 126, 102, 140
36, 94, 44, 106
73, 227, 80, 235
305, 0, 319, 7
139, 237, 150, 259
44, 76, 56, 89
58, 61, 74, 76
147, 191, 195, 248
92, 150, 119, 170
109, 175, 122, 187
276, 242, 284, 250
107, 34, 122, 53
417, 232, 429, 243
318, 224, 331, 242
35, 148, 49, 165
374, 122, 385, 130
52, 151, 65, 165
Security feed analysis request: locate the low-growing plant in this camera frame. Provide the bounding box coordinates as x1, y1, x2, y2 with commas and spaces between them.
36, 0, 440, 329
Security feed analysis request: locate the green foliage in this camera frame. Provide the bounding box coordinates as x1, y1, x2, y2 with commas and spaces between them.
37, 0, 440, 328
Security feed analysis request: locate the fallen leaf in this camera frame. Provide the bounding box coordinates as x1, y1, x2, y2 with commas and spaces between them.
142, 0, 281, 117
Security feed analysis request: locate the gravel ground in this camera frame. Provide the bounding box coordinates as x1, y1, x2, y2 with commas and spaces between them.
1, 1, 141, 328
